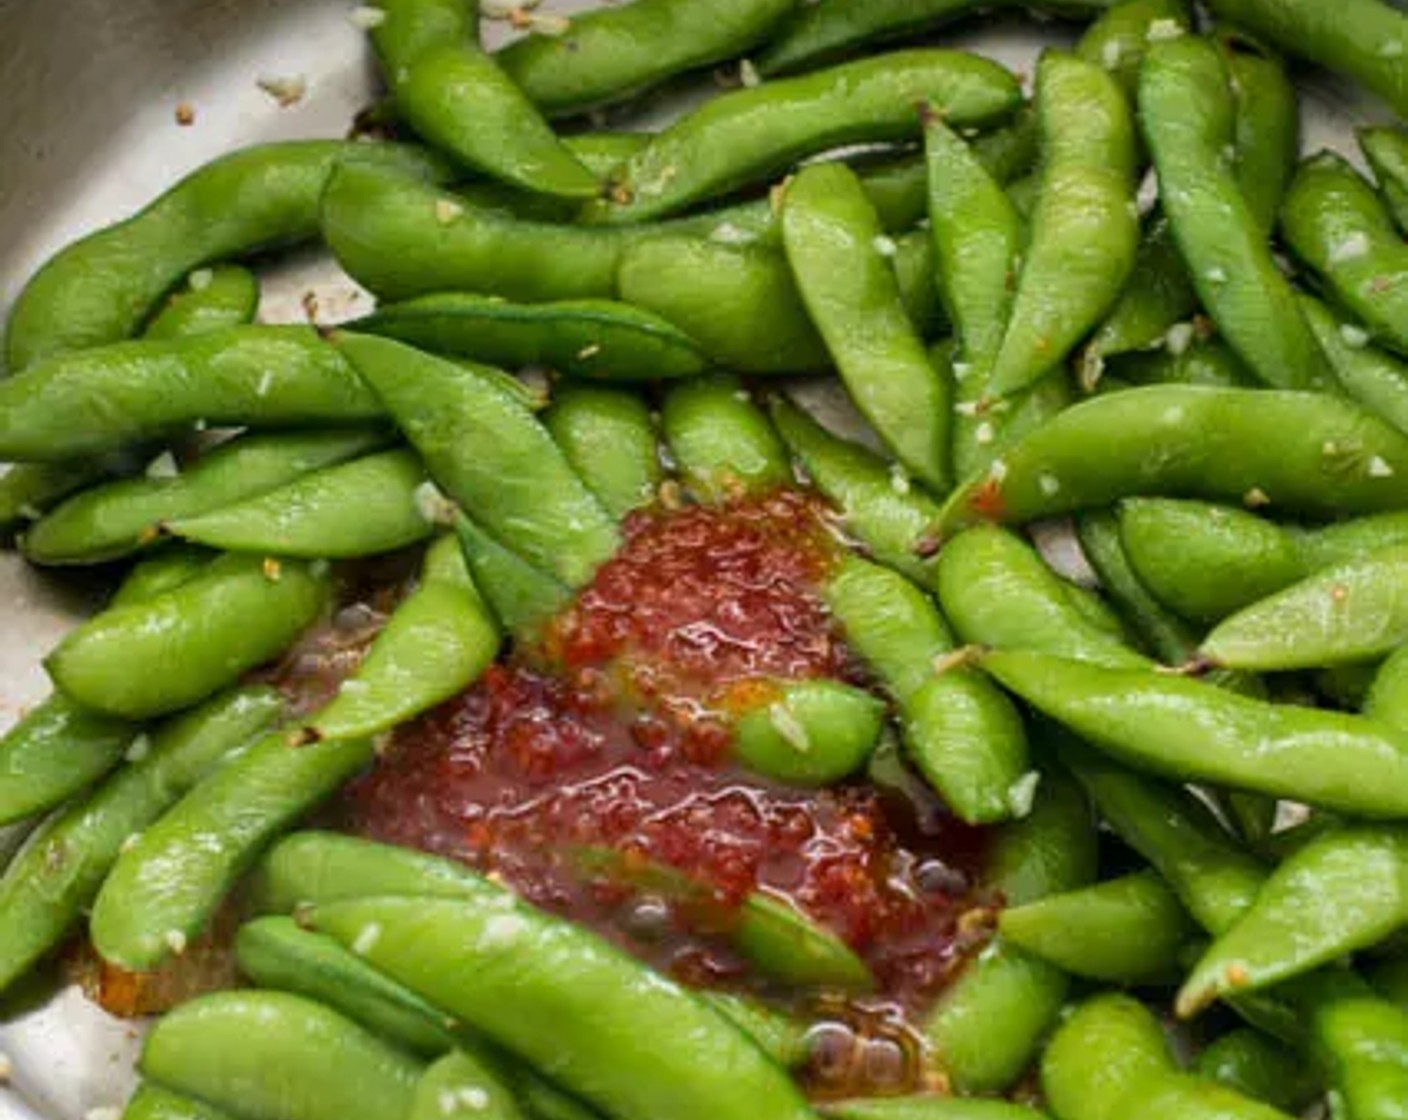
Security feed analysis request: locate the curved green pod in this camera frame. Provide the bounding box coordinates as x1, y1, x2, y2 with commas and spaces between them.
140, 991, 423, 1120
369, 0, 596, 198
336, 334, 618, 590
0, 687, 282, 994
1201, 545, 1408, 670
169, 448, 434, 559
410, 1050, 525, 1120
0, 696, 136, 827
1282, 151, 1408, 357
122, 1085, 237, 1120
981, 649, 1408, 819
1140, 36, 1326, 392
109, 546, 215, 609
757, 0, 991, 76
23, 428, 387, 565
987, 51, 1139, 397
1081, 221, 1198, 368
1077, 0, 1190, 99
311, 894, 816, 1120
0, 326, 381, 462
783, 163, 953, 492
936, 386, 1408, 534
4, 140, 446, 372
591, 50, 1022, 224
1193, 1029, 1322, 1113
497, 0, 796, 116
731, 677, 886, 787
1361, 126, 1408, 234
0, 460, 117, 539
453, 513, 573, 640
822, 1099, 1048, 1120
545, 385, 663, 520
353, 294, 707, 382
47, 552, 329, 721
143, 265, 260, 341
1041, 994, 1176, 1120
661, 374, 790, 501
307, 536, 499, 742
1302, 977, 1408, 1120
1302, 293, 1408, 438
1108, 338, 1259, 391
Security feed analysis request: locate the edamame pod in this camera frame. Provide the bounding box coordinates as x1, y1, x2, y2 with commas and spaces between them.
1201, 545, 1408, 670
307, 536, 499, 742
310, 895, 819, 1120
169, 448, 434, 560
90, 729, 373, 970
594, 50, 1022, 224
544, 385, 663, 520
337, 334, 618, 589
0, 686, 282, 994
987, 51, 1138, 397
1300, 974, 1408, 1120
0, 460, 117, 539
143, 265, 260, 341
410, 1050, 524, 1120
1076, 0, 1190, 100
369, 0, 596, 198
1193, 1029, 1322, 1113
353, 293, 707, 382
140, 990, 423, 1120
453, 514, 573, 639
823, 1100, 1048, 1120
0, 697, 136, 826
1219, 28, 1300, 235
497, 0, 796, 116
1140, 36, 1326, 391
0, 326, 381, 462
109, 547, 214, 609
731, 678, 887, 787
1301, 293, 1408, 438
122, 1085, 236, 1120
1361, 125, 1408, 234
661, 375, 791, 501
1108, 337, 1259, 390
757, 0, 988, 76
5, 140, 446, 371
980, 649, 1408, 819
1081, 222, 1199, 369
23, 428, 387, 565
997, 869, 1198, 984
1040, 993, 1176, 1120
703, 994, 810, 1070
1282, 151, 1408, 357
936, 387, 1408, 533
47, 552, 329, 720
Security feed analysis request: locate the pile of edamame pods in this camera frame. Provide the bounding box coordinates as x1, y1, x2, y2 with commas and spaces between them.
12, 0, 1408, 1116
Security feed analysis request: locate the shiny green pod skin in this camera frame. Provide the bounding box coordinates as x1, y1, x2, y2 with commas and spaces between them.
351, 293, 707, 382
1081, 221, 1198, 370
822, 1100, 1048, 1120
122, 1086, 235, 1120
0, 460, 117, 539
109, 546, 214, 609
1361, 126, 1408, 234
1302, 976, 1408, 1120
986, 51, 1138, 397
46, 552, 329, 721
936, 386, 1408, 534
592, 50, 1022, 224
0, 326, 382, 462
1193, 1029, 1322, 1113
310, 895, 819, 1120
1107, 337, 1260, 390
782, 163, 952, 492
1076, 0, 1190, 100
143, 265, 260, 341
1301, 293, 1408, 438
453, 513, 573, 640
1281, 151, 1408, 357
308, 537, 499, 742
1139, 36, 1326, 391
0, 697, 136, 827
544, 385, 663, 520
0, 687, 282, 995
997, 868, 1198, 984
924, 766, 1097, 1093
980, 649, 1408, 819
1203, 0, 1408, 119
168, 448, 434, 559
661, 375, 791, 501
824, 554, 1030, 824
140, 990, 423, 1120
497, 0, 797, 116
729, 678, 887, 787
4, 140, 446, 372
369, 0, 596, 198
336, 334, 618, 590
1200, 545, 1408, 670
410, 1051, 525, 1120
23, 428, 387, 565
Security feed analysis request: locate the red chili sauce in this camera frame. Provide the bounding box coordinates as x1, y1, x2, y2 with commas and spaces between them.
345, 490, 994, 1094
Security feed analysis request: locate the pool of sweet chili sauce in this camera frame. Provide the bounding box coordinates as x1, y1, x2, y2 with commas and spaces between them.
342, 490, 996, 1098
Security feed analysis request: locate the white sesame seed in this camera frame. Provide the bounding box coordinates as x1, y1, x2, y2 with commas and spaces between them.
1369, 455, 1396, 478
348, 5, 386, 29
125, 734, 152, 763
1038, 473, 1061, 497
120, 833, 142, 854
1329, 232, 1371, 265
256, 369, 275, 397
459, 1088, 491, 1111
340, 679, 370, 696
1164, 322, 1195, 356
256, 74, 307, 108
1146, 18, 1184, 41
188, 268, 214, 292
145, 451, 179, 480
576, 343, 602, 361
889, 465, 911, 494
1243, 487, 1270, 508
872, 235, 898, 258
708, 222, 753, 246
1340, 323, 1371, 349
769, 702, 811, 753
353, 922, 382, 955
413, 480, 455, 525
1205, 267, 1228, 284
1007, 771, 1042, 818
1100, 40, 1123, 70
164, 929, 188, 955
435, 198, 465, 225
739, 59, 761, 88
954, 400, 982, 417
951, 361, 974, 381
974, 421, 995, 446
989, 459, 1009, 483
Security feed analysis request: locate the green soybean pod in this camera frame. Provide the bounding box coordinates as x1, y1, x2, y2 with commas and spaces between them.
122, 1085, 236, 1120
0, 326, 381, 462
1301, 293, 1408, 438
109, 546, 215, 609
1077, 0, 1190, 100
311, 895, 817, 1120
1079, 222, 1198, 374
1366, 644, 1408, 733
47, 553, 329, 721
0, 460, 117, 539
89, 729, 373, 970
1193, 1029, 1321, 1113
1282, 151, 1408, 357
168, 449, 434, 559
1361, 126, 1408, 234
703, 993, 810, 1071
756, 0, 989, 76
453, 513, 573, 640
410, 1050, 525, 1120
23, 428, 387, 565
997, 869, 1198, 984
1302, 977, 1408, 1120
822, 1100, 1047, 1120
0, 686, 282, 995
545, 385, 663, 520
352, 294, 707, 382
497, 0, 796, 117
0, 697, 136, 827
731, 679, 887, 787
924, 766, 1097, 1093
1040, 993, 1177, 1120
1106, 337, 1260, 391
1140, 36, 1326, 392
615, 238, 831, 374
661, 375, 790, 501
1204, 0, 1408, 120
4, 140, 446, 371
987, 51, 1139, 397
337, 333, 618, 590
140, 990, 423, 1120
1219, 29, 1300, 235
594, 50, 1022, 224
144, 265, 260, 341
783, 163, 952, 492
